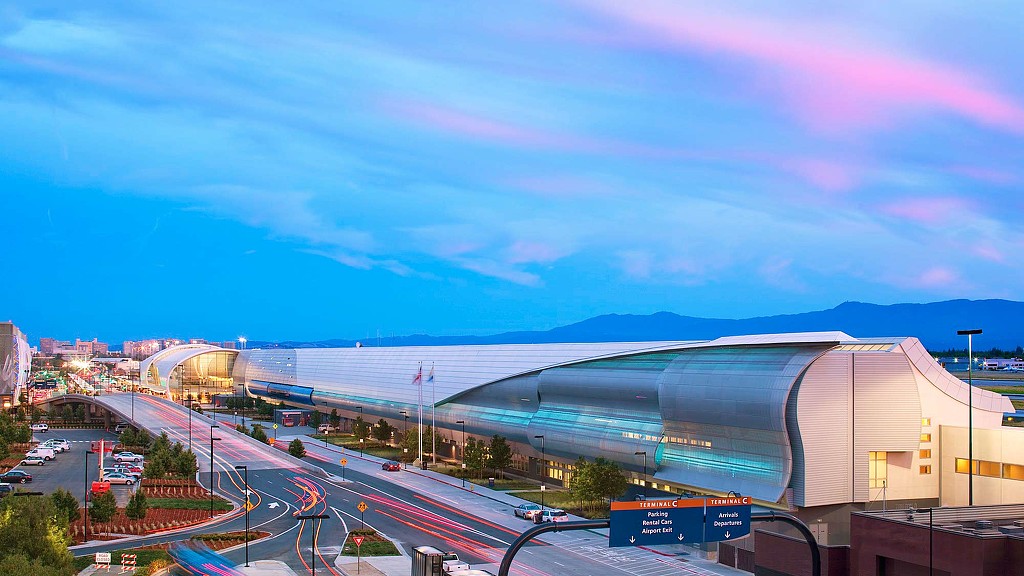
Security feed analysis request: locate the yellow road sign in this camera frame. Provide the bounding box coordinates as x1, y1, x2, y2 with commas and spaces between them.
341, 458, 348, 466
273, 423, 278, 429
357, 501, 368, 513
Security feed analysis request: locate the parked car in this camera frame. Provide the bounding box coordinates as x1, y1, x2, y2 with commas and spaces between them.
41, 439, 70, 453
25, 448, 55, 461
0, 483, 13, 497
103, 467, 141, 480
0, 470, 32, 483
29, 423, 48, 432
114, 423, 129, 433
533, 509, 569, 524
103, 472, 135, 485
382, 461, 401, 471
317, 424, 337, 434
20, 456, 46, 466
514, 503, 542, 519
113, 451, 144, 463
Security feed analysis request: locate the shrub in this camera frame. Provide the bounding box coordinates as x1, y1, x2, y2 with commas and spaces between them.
251, 425, 268, 444
89, 491, 117, 523
51, 488, 80, 524
289, 439, 306, 458
119, 428, 138, 448
125, 490, 148, 520
136, 429, 152, 450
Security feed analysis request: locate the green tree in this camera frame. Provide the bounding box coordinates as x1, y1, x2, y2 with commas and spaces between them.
174, 450, 199, 478
29, 406, 41, 424
13, 424, 30, 444
592, 458, 629, 505
353, 416, 370, 441
50, 488, 80, 524
568, 457, 598, 512
125, 490, 148, 520
329, 408, 341, 430
136, 429, 152, 450
0, 438, 9, 460
119, 428, 138, 448
143, 458, 166, 480
14, 408, 25, 423
73, 405, 85, 422
61, 405, 73, 423
372, 419, 394, 445
0, 494, 75, 575
289, 438, 306, 458
89, 491, 117, 523
251, 424, 269, 444
464, 437, 487, 478
486, 435, 513, 478
309, 411, 323, 429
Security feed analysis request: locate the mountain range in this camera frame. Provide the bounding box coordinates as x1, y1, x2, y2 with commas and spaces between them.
248, 299, 1024, 352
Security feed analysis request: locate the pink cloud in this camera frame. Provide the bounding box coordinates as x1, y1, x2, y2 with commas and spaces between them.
947, 165, 1018, 185
505, 241, 568, 265
577, 1, 1024, 134
880, 197, 970, 224
972, 244, 1005, 263
917, 266, 959, 288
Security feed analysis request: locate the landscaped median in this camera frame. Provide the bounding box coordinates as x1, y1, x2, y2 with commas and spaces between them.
72, 531, 270, 576
341, 528, 401, 556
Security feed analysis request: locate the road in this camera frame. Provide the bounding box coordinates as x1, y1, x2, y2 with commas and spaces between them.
81, 393, 744, 576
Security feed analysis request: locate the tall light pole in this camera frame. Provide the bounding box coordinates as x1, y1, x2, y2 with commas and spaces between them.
634, 451, 648, 500
238, 336, 246, 350
234, 465, 250, 567
957, 328, 982, 506
84, 450, 94, 543
186, 390, 193, 451
296, 514, 329, 576
400, 411, 409, 468
457, 420, 466, 488
210, 425, 220, 517
534, 435, 545, 511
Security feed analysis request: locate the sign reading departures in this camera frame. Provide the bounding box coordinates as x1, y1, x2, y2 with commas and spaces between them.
608, 496, 751, 548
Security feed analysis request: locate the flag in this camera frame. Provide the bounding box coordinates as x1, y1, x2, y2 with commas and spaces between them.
427, 364, 434, 384
412, 365, 422, 386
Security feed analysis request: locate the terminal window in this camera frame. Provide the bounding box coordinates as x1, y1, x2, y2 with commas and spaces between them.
920, 433, 932, 442
919, 449, 932, 459
921, 417, 931, 426
919, 465, 932, 474
868, 451, 887, 489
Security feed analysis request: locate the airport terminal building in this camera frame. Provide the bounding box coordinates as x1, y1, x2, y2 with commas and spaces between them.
141, 331, 1023, 544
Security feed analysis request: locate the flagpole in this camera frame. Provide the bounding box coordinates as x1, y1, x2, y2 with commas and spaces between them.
417, 363, 423, 469
431, 363, 436, 466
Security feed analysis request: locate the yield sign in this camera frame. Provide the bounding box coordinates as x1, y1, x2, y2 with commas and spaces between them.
357, 501, 368, 513
352, 535, 365, 547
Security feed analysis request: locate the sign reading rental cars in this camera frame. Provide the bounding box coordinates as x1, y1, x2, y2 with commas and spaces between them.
608, 498, 704, 547
609, 496, 752, 547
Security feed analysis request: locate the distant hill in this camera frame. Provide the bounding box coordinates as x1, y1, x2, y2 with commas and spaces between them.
247, 299, 1024, 352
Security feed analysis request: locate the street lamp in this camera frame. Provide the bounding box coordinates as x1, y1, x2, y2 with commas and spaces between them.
534, 435, 545, 511
634, 451, 648, 500
296, 514, 329, 576
210, 425, 220, 517
186, 390, 193, 451
400, 411, 409, 468
234, 465, 250, 567
238, 336, 246, 350
457, 420, 466, 488
957, 328, 982, 506
84, 450, 94, 543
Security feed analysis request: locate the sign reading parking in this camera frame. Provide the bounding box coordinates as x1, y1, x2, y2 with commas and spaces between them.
704, 497, 752, 541
609, 497, 752, 547
609, 498, 704, 547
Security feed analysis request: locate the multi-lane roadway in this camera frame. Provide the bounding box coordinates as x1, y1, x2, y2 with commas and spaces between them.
80, 392, 743, 576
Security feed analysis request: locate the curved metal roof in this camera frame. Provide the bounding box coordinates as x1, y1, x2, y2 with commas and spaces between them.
140, 344, 233, 393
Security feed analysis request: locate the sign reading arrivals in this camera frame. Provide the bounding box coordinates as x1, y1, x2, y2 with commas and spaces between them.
609, 496, 752, 548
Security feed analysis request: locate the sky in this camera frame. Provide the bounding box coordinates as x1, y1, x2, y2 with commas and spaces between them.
2, 2, 1022, 346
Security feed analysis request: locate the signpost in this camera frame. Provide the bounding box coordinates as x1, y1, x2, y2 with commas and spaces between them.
357, 500, 368, 529
341, 458, 348, 481
352, 535, 365, 574
609, 497, 752, 547
609, 498, 704, 547
94, 552, 111, 571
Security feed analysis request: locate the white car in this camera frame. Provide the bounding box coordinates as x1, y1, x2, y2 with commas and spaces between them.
20, 456, 46, 466
25, 448, 55, 461
113, 451, 144, 463
103, 472, 134, 485
41, 439, 70, 453
533, 509, 569, 524
29, 423, 48, 432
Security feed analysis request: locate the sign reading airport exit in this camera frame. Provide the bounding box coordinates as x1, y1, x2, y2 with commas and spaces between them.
608, 496, 752, 548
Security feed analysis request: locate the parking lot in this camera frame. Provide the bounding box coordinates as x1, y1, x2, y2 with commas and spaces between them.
5, 428, 133, 504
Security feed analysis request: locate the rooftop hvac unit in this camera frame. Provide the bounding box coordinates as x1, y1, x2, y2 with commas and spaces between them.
999, 526, 1024, 535
976, 520, 995, 530
1014, 520, 1024, 528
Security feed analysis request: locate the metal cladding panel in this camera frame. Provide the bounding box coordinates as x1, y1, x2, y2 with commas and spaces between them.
852, 352, 921, 502
791, 352, 853, 507
528, 356, 672, 465
655, 345, 832, 502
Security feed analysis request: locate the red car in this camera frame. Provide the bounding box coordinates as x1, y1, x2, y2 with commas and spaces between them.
381, 461, 401, 471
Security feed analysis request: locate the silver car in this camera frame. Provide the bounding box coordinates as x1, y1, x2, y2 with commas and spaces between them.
103, 472, 135, 485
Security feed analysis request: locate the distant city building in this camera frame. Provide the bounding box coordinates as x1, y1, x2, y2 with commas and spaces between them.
983, 358, 1024, 371
188, 338, 208, 345
220, 341, 237, 350
75, 338, 109, 355
39, 337, 70, 355
40, 336, 109, 356
123, 339, 166, 360
0, 321, 31, 407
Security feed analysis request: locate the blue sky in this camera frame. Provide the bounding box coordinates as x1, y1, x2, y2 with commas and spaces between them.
2, 2, 1022, 345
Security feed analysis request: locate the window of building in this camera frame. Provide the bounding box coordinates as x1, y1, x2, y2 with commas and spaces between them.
920, 433, 932, 442
1004, 464, 1024, 481
920, 465, 932, 474
869, 451, 887, 488
919, 449, 932, 459
980, 461, 1001, 478
955, 458, 979, 474
921, 417, 931, 426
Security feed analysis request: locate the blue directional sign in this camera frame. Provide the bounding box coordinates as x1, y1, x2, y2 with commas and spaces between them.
609, 496, 753, 547
609, 499, 705, 547
703, 497, 752, 542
